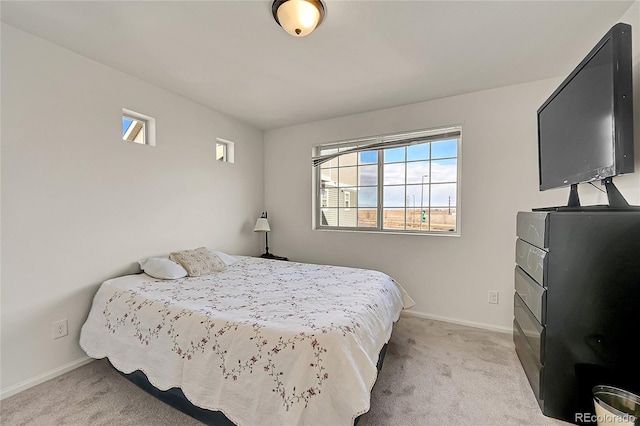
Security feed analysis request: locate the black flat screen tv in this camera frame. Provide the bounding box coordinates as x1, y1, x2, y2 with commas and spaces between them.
537, 23, 635, 208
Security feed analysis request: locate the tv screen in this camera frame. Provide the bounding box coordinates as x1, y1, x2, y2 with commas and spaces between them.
537, 23, 634, 192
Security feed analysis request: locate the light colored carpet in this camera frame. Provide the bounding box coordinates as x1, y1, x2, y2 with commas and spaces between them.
1, 316, 566, 425
358, 316, 565, 426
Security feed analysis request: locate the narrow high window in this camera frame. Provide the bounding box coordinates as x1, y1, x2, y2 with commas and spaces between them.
215, 138, 235, 163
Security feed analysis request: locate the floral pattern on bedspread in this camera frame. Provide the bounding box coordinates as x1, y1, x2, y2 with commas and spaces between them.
80, 257, 413, 426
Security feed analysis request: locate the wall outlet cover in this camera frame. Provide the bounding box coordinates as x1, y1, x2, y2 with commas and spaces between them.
52, 319, 68, 339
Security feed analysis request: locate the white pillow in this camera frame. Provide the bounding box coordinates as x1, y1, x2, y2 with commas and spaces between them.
210, 250, 239, 266
138, 257, 188, 280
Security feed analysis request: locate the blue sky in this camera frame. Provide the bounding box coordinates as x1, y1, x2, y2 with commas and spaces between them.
366, 140, 457, 207
322, 139, 459, 208
122, 117, 133, 135
360, 150, 377, 164
383, 139, 457, 163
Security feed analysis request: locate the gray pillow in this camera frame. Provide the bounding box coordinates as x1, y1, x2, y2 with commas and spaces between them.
169, 247, 227, 277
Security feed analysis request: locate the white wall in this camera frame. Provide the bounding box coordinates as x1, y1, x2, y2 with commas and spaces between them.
0, 24, 264, 395
263, 6, 640, 332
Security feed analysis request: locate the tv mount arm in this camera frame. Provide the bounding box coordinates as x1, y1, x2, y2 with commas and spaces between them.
602, 177, 630, 209
567, 183, 581, 208
557, 179, 635, 211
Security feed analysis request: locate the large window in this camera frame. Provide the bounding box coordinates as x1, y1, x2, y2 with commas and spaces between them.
313, 126, 461, 234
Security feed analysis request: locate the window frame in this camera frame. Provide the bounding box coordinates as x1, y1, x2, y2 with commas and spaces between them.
122, 108, 156, 146
215, 137, 235, 164
313, 126, 462, 236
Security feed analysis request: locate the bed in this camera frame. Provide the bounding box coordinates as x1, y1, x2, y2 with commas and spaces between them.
80, 255, 414, 425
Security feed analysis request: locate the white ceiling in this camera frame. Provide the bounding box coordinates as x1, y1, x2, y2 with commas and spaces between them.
1, 1, 634, 130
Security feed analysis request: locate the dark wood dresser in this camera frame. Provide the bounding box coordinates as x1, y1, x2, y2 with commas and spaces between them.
513, 210, 640, 424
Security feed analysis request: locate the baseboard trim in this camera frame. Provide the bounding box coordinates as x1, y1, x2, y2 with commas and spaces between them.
401, 309, 512, 334
1, 356, 94, 400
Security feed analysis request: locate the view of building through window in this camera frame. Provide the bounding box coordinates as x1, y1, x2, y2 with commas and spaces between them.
315, 128, 460, 234
216, 142, 227, 162
122, 116, 146, 144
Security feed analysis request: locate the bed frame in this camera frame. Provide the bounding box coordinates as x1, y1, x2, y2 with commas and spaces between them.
113, 343, 388, 425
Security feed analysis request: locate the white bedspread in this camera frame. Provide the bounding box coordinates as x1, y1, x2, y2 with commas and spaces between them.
80, 257, 414, 426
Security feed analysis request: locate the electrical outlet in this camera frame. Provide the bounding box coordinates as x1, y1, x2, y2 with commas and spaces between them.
52, 319, 68, 339
488, 291, 499, 304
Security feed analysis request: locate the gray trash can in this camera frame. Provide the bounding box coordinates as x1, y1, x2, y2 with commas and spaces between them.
592, 385, 640, 425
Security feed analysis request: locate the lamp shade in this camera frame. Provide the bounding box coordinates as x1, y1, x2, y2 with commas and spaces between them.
272, 0, 325, 37
254, 218, 271, 232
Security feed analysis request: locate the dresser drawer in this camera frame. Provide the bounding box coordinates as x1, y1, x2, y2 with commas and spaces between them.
514, 266, 546, 324
514, 293, 545, 364
515, 239, 547, 286
517, 211, 549, 249
513, 319, 544, 403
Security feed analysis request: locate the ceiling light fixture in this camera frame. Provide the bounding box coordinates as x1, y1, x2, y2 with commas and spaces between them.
272, 0, 325, 37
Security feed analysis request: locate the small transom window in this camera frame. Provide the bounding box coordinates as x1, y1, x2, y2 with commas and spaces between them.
122, 109, 155, 146
215, 138, 235, 163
